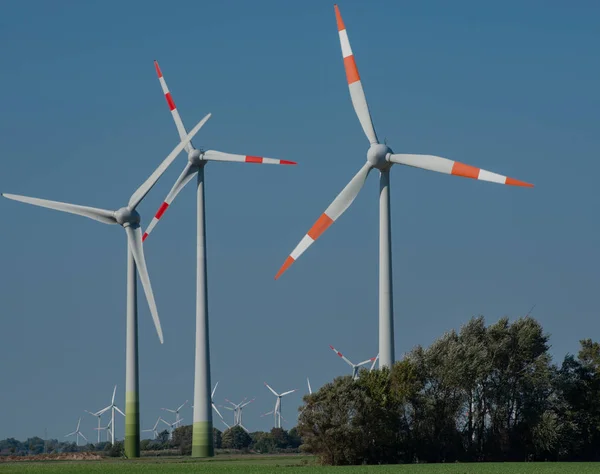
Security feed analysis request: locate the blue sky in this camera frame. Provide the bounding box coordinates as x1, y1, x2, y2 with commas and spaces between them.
0, 0, 598, 441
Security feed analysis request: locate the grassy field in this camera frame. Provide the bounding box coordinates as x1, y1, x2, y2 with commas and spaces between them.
0, 455, 598, 473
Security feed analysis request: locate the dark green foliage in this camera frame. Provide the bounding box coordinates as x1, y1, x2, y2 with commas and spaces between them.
297, 315, 600, 465
221, 426, 252, 450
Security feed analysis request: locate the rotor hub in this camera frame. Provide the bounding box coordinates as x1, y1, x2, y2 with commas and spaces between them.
188, 149, 203, 166
367, 143, 393, 170
114, 207, 140, 227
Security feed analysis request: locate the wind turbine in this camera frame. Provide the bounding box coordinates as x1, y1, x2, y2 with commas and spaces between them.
65, 418, 87, 446
142, 417, 163, 440
142, 60, 295, 457
210, 382, 226, 425
94, 419, 112, 442
275, 4, 533, 370
223, 397, 254, 432
94, 385, 124, 445
2, 116, 208, 458
161, 417, 184, 439
264, 382, 297, 429
330, 345, 377, 380
84, 409, 103, 444
307, 377, 312, 395
161, 400, 188, 425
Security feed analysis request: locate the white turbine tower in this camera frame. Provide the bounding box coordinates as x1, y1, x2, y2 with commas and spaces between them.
142, 417, 163, 440
65, 418, 87, 446
95, 386, 124, 445
161, 400, 188, 426
142, 60, 296, 457
263, 383, 297, 429
2, 116, 208, 458
329, 345, 377, 380
275, 4, 533, 370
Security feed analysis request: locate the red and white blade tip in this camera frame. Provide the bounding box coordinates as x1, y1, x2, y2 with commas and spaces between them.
329, 345, 343, 357
154, 60, 163, 78
245, 156, 296, 165
451, 162, 533, 188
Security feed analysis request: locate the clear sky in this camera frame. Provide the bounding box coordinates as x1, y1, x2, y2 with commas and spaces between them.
0, 0, 598, 441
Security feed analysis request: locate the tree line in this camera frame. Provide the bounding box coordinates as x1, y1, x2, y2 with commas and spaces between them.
298, 315, 600, 465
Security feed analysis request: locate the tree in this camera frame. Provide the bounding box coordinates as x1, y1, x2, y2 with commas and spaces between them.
221, 426, 252, 450
172, 424, 192, 455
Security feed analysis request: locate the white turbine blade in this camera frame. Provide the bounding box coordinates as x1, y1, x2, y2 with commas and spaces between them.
388, 154, 533, 187
264, 382, 279, 397
142, 162, 198, 242
357, 357, 376, 367
160, 418, 171, 427
274, 398, 281, 415
114, 406, 125, 417
224, 398, 237, 407
334, 5, 378, 145
154, 60, 194, 154
275, 162, 372, 279
221, 419, 230, 429
307, 377, 312, 394
177, 400, 189, 412
161, 408, 176, 413
212, 403, 224, 420
241, 398, 255, 408
211, 381, 219, 399
203, 150, 297, 166
94, 406, 111, 416
281, 389, 297, 397
238, 424, 249, 433
79, 432, 88, 442
2, 194, 116, 225
65, 431, 76, 437
261, 411, 274, 417
111, 385, 117, 404
76, 418, 81, 430
84, 410, 97, 417
370, 354, 379, 371
128, 113, 211, 210
330, 345, 355, 368
153, 418, 161, 430
126, 225, 163, 344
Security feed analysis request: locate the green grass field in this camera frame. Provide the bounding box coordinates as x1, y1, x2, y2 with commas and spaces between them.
0, 455, 598, 474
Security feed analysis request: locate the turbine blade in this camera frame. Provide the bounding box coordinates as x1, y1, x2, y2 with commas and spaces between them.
161, 408, 176, 413
238, 424, 249, 433
212, 403, 224, 420
388, 154, 534, 187
356, 358, 374, 367
370, 354, 379, 372
275, 162, 372, 279
177, 400, 189, 412
160, 418, 170, 427
241, 398, 255, 408
126, 226, 164, 343
95, 406, 111, 416
65, 431, 76, 437
112, 385, 117, 404
2, 194, 116, 225
114, 406, 125, 417
76, 418, 81, 430
330, 344, 355, 367
142, 162, 198, 242
221, 419, 230, 429
307, 377, 312, 394
261, 411, 274, 417
154, 60, 194, 154
128, 113, 211, 210
264, 382, 279, 397
203, 150, 296, 166
211, 381, 219, 399
334, 4, 378, 145
280, 389, 297, 397
79, 432, 88, 442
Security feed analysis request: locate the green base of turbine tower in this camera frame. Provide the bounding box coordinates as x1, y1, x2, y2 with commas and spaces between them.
192, 421, 214, 457
124, 392, 140, 458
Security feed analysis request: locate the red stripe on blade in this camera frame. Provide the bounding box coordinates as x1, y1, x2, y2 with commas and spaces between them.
142, 232, 149, 242
165, 93, 176, 111
451, 162, 479, 179
155, 202, 169, 219
307, 213, 334, 241
245, 156, 263, 164
280, 160, 297, 165
154, 60, 163, 78
505, 177, 534, 188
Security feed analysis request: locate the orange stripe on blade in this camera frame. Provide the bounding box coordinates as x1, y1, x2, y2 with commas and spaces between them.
505, 177, 534, 188
344, 56, 360, 84
451, 162, 480, 179
275, 256, 295, 280
334, 4, 346, 32
307, 213, 334, 241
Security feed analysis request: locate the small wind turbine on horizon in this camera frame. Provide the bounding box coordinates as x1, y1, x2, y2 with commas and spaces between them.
94, 419, 112, 443
84, 409, 103, 444
330, 345, 377, 380
274, 4, 533, 370
65, 418, 87, 446
143, 60, 296, 457
2, 116, 208, 459
94, 386, 124, 445
263, 382, 297, 429
142, 417, 163, 440
161, 400, 188, 426
222, 397, 254, 432
160, 417, 183, 439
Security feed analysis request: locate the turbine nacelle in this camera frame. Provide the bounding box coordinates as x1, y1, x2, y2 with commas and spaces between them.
367, 143, 393, 170
188, 149, 203, 166
114, 207, 141, 227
